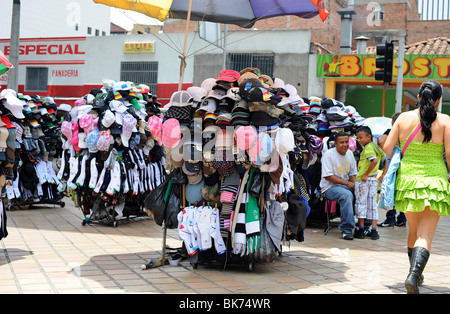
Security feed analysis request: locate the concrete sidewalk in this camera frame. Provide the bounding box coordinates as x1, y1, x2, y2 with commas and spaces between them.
1, 197, 449, 294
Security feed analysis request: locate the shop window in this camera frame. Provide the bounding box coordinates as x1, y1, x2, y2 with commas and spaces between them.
229, 53, 274, 78
26, 67, 48, 91
120, 61, 158, 94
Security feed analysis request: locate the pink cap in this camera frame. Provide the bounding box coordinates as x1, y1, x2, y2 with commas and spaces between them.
147, 115, 163, 145
349, 137, 357, 152
234, 125, 258, 151
74, 98, 87, 107
162, 118, 181, 148
78, 113, 94, 134
61, 121, 72, 141
70, 122, 81, 151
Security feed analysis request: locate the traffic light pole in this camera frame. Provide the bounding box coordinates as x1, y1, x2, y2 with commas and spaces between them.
382, 82, 387, 117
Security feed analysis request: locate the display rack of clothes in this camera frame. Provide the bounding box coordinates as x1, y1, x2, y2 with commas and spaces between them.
57, 80, 165, 227
142, 68, 365, 271
0, 89, 65, 212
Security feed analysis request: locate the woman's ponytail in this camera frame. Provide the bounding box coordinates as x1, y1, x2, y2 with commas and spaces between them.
418, 80, 442, 143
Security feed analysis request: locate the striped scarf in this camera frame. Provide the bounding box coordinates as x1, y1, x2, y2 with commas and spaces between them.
245, 167, 260, 254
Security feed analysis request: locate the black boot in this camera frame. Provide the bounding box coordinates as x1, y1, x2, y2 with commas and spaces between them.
408, 247, 424, 286
405, 247, 430, 294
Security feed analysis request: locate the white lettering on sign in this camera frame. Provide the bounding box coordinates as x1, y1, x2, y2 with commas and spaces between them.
52, 69, 79, 77
3, 44, 85, 56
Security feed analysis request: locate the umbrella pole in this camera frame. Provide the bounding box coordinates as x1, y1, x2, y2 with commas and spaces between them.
178, 0, 193, 91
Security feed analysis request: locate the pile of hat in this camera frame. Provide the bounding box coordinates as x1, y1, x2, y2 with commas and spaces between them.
0, 88, 67, 207
146, 68, 322, 260
56, 80, 165, 220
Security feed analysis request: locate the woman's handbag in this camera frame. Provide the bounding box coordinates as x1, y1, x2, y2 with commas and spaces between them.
378, 122, 422, 210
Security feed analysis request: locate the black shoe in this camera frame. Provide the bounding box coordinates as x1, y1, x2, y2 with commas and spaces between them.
370, 229, 380, 240
408, 247, 424, 286
405, 247, 429, 294
395, 221, 407, 227
353, 228, 365, 239
378, 221, 394, 227
341, 232, 353, 240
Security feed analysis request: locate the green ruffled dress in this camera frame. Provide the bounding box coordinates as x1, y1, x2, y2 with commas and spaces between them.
395, 140, 450, 216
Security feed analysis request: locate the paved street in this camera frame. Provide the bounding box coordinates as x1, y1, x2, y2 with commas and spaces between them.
1, 197, 450, 294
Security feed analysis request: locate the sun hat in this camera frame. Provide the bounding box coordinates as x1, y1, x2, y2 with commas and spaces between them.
121, 114, 137, 147
161, 118, 181, 148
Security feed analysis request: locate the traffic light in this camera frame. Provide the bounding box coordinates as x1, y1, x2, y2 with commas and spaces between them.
375, 41, 394, 83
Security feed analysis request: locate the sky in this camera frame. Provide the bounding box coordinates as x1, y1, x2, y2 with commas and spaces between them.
110, 7, 163, 30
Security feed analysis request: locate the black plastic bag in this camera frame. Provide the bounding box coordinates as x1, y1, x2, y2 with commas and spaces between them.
164, 187, 181, 229
144, 176, 170, 226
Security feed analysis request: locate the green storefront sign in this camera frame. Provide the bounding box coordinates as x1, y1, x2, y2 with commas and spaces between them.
317, 54, 450, 80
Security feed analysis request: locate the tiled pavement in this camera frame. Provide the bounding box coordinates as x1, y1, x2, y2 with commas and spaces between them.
1, 197, 450, 294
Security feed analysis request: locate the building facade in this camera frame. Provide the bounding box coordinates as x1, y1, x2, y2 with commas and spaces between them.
0, 29, 314, 106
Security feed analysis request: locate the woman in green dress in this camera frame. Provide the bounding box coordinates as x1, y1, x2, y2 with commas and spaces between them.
383, 80, 450, 294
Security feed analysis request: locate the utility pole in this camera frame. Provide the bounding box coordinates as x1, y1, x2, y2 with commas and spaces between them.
7, 0, 21, 91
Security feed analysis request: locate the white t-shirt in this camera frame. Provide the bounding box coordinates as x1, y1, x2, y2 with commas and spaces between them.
320, 147, 357, 193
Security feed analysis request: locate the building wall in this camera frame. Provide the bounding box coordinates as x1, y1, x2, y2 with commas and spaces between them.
0, 29, 312, 105
1, 0, 111, 38
406, 20, 450, 44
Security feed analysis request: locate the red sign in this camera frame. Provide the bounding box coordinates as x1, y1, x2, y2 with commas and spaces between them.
3, 44, 85, 56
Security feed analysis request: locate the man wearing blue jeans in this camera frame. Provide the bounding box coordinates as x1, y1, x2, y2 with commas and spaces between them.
320, 133, 358, 240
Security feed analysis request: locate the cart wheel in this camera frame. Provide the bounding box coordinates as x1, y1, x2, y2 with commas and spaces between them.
82, 220, 87, 226
113, 221, 119, 228
60, 202, 65, 208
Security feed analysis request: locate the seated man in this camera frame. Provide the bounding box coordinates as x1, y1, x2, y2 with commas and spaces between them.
320, 132, 357, 240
